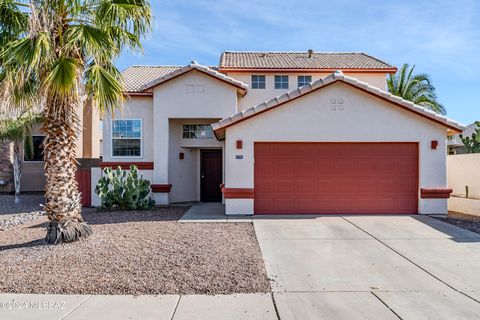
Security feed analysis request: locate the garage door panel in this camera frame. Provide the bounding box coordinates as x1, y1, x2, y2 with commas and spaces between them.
254, 143, 418, 214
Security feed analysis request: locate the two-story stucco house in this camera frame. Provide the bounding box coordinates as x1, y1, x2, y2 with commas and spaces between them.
95, 51, 465, 215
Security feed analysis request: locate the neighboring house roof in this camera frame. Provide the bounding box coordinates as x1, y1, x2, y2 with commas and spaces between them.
219, 51, 397, 72
137, 62, 248, 95
122, 66, 182, 92
448, 122, 479, 147
212, 71, 465, 140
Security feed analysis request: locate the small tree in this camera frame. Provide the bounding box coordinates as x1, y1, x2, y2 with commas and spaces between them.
460, 121, 480, 153
0, 112, 42, 203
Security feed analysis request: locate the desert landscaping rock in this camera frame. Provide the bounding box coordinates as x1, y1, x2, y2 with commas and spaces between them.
0, 207, 270, 295
433, 211, 480, 234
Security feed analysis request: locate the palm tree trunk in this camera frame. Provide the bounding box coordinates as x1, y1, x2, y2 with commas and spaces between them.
43, 97, 92, 244
12, 141, 21, 204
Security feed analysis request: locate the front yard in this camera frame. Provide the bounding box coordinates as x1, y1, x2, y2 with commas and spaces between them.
0, 206, 270, 295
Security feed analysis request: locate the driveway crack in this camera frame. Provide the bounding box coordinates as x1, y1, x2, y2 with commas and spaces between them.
370, 291, 403, 320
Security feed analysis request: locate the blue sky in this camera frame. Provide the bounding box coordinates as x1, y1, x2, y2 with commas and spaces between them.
116, 0, 480, 124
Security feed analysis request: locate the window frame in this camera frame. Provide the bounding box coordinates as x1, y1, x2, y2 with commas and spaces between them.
182, 124, 214, 139
274, 75, 289, 89
251, 75, 266, 89
110, 118, 143, 159
298, 75, 312, 87
23, 134, 46, 162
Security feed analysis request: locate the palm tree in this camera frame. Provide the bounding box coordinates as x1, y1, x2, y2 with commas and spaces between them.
0, 111, 42, 204
0, 0, 152, 244
387, 63, 446, 115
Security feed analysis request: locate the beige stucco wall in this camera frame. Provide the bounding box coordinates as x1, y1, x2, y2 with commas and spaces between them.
226, 72, 387, 111
168, 119, 222, 203
447, 154, 480, 198
152, 70, 238, 204
102, 96, 154, 162
223, 81, 448, 215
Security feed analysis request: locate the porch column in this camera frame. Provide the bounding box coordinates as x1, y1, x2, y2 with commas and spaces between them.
152, 116, 170, 204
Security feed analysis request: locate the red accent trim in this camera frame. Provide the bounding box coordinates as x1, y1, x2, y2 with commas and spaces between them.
431, 140, 438, 149
213, 80, 462, 139
141, 69, 247, 94
99, 162, 154, 170
236, 140, 243, 149
421, 188, 452, 199
151, 184, 172, 193
222, 187, 254, 199
76, 169, 91, 207
219, 68, 397, 74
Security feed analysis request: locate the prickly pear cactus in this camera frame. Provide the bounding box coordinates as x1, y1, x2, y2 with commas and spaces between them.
460, 121, 480, 153
95, 165, 155, 210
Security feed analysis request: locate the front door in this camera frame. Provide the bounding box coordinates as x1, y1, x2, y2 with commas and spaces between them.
201, 150, 223, 202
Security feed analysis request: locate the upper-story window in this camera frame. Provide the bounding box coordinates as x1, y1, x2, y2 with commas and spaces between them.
24, 135, 45, 161
274, 75, 289, 89
111, 119, 142, 157
251, 75, 266, 89
183, 124, 213, 139
298, 75, 312, 87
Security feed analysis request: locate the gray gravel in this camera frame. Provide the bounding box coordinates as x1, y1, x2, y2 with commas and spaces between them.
0, 207, 271, 295
433, 211, 480, 234
0, 195, 45, 230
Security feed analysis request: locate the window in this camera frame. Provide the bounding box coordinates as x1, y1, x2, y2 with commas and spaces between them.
24, 136, 45, 161
183, 124, 213, 139
274, 75, 289, 89
251, 75, 266, 89
298, 75, 312, 87
112, 119, 142, 157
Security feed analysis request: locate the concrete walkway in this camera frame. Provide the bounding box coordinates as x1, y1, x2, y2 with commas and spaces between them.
179, 202, 252, 223
254, 214, 480, 319
0, 293, 276, 320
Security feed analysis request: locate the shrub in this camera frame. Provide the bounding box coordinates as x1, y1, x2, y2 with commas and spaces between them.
95, 165, 155, 210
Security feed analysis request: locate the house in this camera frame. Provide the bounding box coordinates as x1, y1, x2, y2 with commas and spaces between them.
447, 122, 479, 154
94, 51, 465, 215
0, 101, 102, 194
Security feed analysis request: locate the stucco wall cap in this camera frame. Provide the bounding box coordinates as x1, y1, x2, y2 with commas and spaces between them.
298, 84, 312, 94
242, 108, 256, 117
287, 89, 301, 100
265, 97, 278, 108
276, 94, 290, 104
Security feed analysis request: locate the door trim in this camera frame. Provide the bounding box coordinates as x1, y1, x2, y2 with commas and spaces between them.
200, 149, 223, 202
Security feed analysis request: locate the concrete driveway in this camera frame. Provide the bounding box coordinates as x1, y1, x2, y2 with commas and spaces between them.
254, 215, 480, 320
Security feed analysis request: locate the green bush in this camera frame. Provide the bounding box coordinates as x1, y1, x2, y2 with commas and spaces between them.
95, 165, 155, 210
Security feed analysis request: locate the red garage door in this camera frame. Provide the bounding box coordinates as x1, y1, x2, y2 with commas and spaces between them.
254, 143, 418, 214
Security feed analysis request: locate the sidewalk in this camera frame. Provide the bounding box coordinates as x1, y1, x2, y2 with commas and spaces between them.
0, 293, 277, 320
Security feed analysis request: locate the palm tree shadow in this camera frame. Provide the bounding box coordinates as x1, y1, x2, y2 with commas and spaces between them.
0, 238, 45, 251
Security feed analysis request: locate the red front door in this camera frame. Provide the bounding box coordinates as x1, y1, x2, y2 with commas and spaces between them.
254, 142, 418, 214
201, 150, 223, 202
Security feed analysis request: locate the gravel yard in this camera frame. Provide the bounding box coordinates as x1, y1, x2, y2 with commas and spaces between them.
433, 211, 480, 234
0, 207, 270, 295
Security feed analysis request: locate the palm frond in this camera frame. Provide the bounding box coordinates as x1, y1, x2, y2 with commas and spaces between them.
387, 63, 445, 115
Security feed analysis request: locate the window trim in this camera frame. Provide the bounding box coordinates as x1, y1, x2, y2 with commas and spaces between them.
110, 118, 143, 159
274, 75, 289, 89
251, 75, 266, 89
23, 134, 46, 163
297, 75, 312, 87
182, 124, 214, 139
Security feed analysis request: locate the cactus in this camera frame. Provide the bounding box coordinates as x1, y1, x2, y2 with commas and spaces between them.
460, 121, 480, 153
466, 185, 469, 199
95, 165, 155, 210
